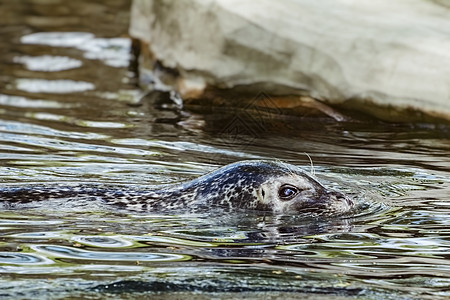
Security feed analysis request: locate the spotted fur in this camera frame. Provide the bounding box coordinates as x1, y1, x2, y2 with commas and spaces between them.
0, 160, 353, 214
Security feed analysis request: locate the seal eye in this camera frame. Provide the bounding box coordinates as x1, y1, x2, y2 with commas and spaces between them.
278, 185, 299, 200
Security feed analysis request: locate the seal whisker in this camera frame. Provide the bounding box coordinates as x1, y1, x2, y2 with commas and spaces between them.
304, 152, 315, 177
277, 160, 297, 178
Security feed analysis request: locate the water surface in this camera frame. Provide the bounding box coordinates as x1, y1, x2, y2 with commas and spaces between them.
0, 1, 449, 299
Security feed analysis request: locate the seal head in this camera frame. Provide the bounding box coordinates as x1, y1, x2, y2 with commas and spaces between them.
178, 160, 354, 215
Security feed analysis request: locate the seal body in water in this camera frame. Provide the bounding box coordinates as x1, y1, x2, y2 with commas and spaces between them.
0, 160, 353, 215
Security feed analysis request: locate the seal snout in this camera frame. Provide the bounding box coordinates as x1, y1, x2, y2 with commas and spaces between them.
329, 190, 353, 203
323, 190, 355, 212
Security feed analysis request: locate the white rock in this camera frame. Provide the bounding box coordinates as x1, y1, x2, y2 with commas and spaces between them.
129, 0, 450, 121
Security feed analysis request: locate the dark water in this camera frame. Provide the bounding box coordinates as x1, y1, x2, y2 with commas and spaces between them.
1, 1, 449, 299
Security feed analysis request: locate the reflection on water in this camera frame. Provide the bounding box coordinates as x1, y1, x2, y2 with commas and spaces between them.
16, 78, 95, 93
0, 252, 53, 265
0, 0, 449, 299
13, 55, 83, 72
20, 31, 131, 67
31, 245, 190, 262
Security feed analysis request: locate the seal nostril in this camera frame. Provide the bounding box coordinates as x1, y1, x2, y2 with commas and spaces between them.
346, 197, 354, 206
261, 190, 265, 198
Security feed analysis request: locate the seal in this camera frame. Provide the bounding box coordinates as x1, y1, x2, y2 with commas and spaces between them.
0, 160, 353, 215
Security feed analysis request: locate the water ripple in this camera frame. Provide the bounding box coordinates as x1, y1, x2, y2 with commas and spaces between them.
71, 236, 134, 248
0, 252, 54, 265
0, 120, 107, 140
129, 235, 215, 247
10, 232, 64, 239
21, 32, 131, 68
0, 219, 63, 226
13, 55, 83, 72
0, 132, 159, 156
31, 245, 190, 262
0, 94, 75, 108
16, 79, 95, 94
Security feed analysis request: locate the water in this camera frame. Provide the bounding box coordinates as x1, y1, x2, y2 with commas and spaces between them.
1, 1, 449, 299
